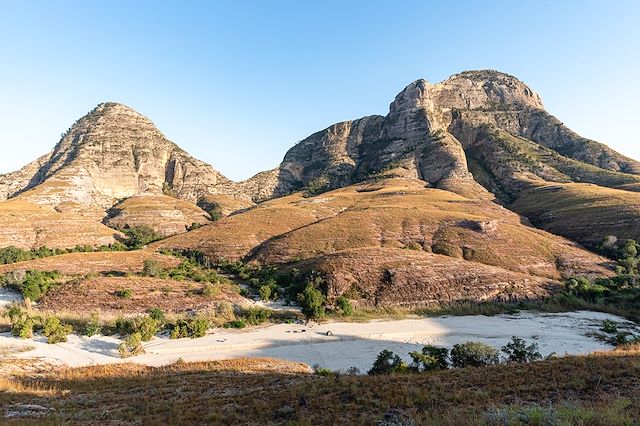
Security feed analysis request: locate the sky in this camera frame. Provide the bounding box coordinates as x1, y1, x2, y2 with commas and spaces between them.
0, 1, 638, 181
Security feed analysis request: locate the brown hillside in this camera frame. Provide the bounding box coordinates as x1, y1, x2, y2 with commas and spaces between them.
156, 177, 612, 307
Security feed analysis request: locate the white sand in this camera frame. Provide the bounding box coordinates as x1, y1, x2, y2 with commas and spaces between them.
0, 287, 22, 308
1, 310, 636, 372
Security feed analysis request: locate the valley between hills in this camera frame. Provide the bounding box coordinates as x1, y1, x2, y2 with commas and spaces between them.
2, 70, 640, 424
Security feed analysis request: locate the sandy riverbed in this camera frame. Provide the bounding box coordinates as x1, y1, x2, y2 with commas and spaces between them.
1, 310, 635, 372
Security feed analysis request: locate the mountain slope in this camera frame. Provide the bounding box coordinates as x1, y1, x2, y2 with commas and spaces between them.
156, 177, 611, 307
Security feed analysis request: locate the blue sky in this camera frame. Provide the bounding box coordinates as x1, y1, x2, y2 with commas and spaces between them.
0, 0, 638, 180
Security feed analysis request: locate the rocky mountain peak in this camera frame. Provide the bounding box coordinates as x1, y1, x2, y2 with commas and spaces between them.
0, 102, 228, 208
390, 70, 544, 116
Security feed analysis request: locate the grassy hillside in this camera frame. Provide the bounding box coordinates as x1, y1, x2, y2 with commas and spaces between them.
511, 183, 640, 249
1, 348, 639, 424
155, 177, 611, 307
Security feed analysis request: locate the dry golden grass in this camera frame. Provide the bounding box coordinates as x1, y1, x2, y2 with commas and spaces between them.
512, 182, 640, 248
159, 178, 610, 279
37, 275, 243, 314
105, 194, 210, 237
0, 250, 180, 275
0, 197, 119, 249
1, 352, 640, 424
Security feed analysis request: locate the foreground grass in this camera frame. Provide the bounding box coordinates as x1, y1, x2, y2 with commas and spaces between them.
2, 347, 640, 424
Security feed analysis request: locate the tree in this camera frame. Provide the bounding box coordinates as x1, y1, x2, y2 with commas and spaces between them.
450, 342, 499, 368
409, 345, 449, 372
368, 350, 407, 375
500, 336, 542, 363
298, 283, 326, 319
122, 226, 161, 249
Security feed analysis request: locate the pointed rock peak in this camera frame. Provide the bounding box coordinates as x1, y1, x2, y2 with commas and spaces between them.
389, 79, 435, 113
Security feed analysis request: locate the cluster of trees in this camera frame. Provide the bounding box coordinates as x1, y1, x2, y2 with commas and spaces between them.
0, 270, 61, 302
563, 237, 640, 321
368, 337, 543, 375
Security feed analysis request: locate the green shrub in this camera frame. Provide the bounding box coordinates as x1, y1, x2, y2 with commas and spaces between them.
142, 259, 163, 277
84, 313, 102, 337
303, 176, 330, 197
115, 288, 133, 299
409, 345, 449, 371
170, 317, 210, 338
601, 320, 618, 334
500, 337, 542, 364
336, 296, 353, 316
564, 277, 608, 302
201, 282, 220, 297
119, 333, 144, 358
137, 316, 159, 341
259, 284, 272, 301
122, 226, 161, 249
368, 350, 408, 375
7, 270, 60, 302
147, 307, 165, 322
224, 319, 247, 329
42, 317, 73, 344
241, 307, 272, 325
209, 210, 222, 222
12, 318, 34, 339
450, 342, 500, 368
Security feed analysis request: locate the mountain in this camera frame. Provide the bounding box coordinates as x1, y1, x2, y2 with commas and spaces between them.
0, 103, 232, 247
230, 70, 640, 247
1, 70, 639, 308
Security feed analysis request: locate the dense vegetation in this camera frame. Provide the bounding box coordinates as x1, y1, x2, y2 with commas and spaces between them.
560, 237, 640, 323
367, 337, 543, 375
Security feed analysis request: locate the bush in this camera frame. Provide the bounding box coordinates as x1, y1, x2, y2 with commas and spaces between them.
201, 282, 220, 297
122, 226, 161, 249
119, 333, 144, 358
500, 337, 542, 364
298, 283, 326, 319
336, 296, 353, 316
8, 270, 60, 302
12, 318, 34, 339
224, 319, 247, 329
601, 320, 618, 334
42, 317, 73, 344
170, 317, 210, 338
84, 313, 102, 337
303, 176, 330, 197
564, 277, 608, 302
450, 342, 500, 368
259, 284, 272, 301
142, 259, 163, 277
137, 316, 159, 341
147, 307, 165, 322
115, 288, 133, 299
368, 350, 408, 375
409, 345, 449, 372
241, 307, 272, 325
